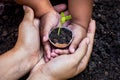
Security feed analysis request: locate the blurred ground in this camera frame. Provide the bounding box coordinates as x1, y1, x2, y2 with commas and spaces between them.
0, 0, 120, 80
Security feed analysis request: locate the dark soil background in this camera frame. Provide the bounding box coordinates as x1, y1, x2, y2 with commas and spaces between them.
0, 0, 120, 80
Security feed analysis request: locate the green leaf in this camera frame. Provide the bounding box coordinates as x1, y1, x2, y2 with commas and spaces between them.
61, 17, 66, 25
65, 15, 72, 21
61, 12, 65, 17
58, 12, 72, 35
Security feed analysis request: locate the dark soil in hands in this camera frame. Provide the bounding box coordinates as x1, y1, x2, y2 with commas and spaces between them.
0, 0, 120, 80
49, 27, 72, 45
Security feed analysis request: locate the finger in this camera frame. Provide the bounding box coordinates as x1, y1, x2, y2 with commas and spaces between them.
42, 27, 50, 43
51, 49, 59, 57
87, 20, 96, 35
54, 49, 69, 55
23, 6, 34, 22
51, 52, 59, 57
42, 29, 51, 59
33, 18, 40, 29
64, 11, 69, 16
69, 35, 82, 53
44, 55, 49, 63
41, 20, 57, 43
50, 56, 54, 60
41, 17, 59, 60
69, 25, 86, 53
54, 4, 67, 12
73, 38, 89, 64
77, 20, 96, 73
43, 41, 51, 59
82, 20, 96, 62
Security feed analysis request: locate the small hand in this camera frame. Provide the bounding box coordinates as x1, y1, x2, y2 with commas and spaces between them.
68, 23, 87, 53
27, 20, 96, 80
51, 11, 87, 57
40, 4, 67, 62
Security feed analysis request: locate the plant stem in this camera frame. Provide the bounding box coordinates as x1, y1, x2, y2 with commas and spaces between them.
57, 23, 62, 35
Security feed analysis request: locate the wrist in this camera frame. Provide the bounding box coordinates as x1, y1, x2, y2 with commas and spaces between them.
71, 18, 90, 30
12, 47, 33, 71
16, 0, 54, 17
35, 6, 54, 17
71, 22, 88, 32
40, 69, 57, 80
27, 69, 57, 80
33, 0, 54, 17
12, 46, 37, 73
0, 47, 34, 80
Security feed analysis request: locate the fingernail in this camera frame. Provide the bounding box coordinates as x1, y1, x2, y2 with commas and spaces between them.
70, 48, 75, 53
43, 36, 46, 41
43, 36, 48, 42
55, 49, 59, 53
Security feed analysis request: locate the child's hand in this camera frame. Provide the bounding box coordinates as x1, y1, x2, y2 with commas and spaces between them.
40, 4, 67, 62
54, 23, 87, 54
68, 23, 87, 53
40, 10, 59, 61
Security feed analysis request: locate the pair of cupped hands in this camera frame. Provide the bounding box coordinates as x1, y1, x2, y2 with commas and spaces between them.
16, 4, 96, 80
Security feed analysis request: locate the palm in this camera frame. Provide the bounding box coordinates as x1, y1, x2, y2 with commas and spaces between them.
42, 55, 78, 79
67, 23, 87, 53
19, 21, 40, 51
28, 19, 96, 80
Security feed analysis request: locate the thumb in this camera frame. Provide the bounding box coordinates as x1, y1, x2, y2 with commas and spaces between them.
73, 38, 89, 63
23, 6, 34, 22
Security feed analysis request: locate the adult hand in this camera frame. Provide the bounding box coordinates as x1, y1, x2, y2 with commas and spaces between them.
15, 6, 41, 65
0, 6, 41, 80
27, 20, 96, 80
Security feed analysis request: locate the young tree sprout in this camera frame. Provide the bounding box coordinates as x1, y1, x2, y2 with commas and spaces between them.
57, 12, 72, 35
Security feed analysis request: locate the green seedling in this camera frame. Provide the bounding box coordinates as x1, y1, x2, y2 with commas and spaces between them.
57, 12, 72, 35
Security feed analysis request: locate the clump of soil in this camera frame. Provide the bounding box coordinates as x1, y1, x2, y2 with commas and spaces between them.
49, 27, 72, 48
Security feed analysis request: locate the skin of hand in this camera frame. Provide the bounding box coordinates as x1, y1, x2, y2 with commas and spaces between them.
68, 23, 87, 53
40, 4, 67, 62
50, 12, 86, 57
16, 0, 54, 17
67, 0, 93, 54
68, 0, 93, 29
53, 0, 93, 55
0, 6, 41, 80
16, 0, 68, 62
52, 19, 87, 57
53, 21, 88, 55
27, 20, 96, 80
